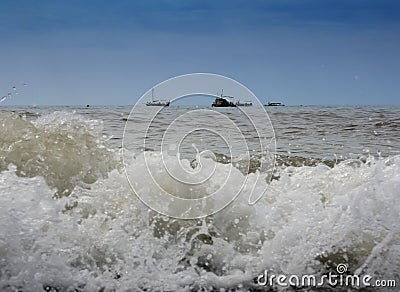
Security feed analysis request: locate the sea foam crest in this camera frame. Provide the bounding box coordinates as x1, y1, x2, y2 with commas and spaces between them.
0, 111, 118, 196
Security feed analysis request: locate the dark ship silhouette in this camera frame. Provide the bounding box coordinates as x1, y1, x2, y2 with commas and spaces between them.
211, 90, 252, 107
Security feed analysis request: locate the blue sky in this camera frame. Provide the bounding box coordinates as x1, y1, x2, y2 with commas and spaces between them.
0, 0, 399, 105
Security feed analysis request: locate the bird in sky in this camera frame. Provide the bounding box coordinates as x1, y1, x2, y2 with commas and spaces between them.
0, 82, 27, 103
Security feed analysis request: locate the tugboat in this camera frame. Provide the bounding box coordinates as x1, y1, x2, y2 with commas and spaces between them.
211, 89, 236, 107
146, 88, 170, 106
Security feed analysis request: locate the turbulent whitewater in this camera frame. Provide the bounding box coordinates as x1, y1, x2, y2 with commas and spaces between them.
0, 106, 399, 291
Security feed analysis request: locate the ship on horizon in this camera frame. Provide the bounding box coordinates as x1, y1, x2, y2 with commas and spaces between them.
211, 89, 252, 107
265, 102, 285, 106
146, 88, 170, 106
235, 100, 253, 106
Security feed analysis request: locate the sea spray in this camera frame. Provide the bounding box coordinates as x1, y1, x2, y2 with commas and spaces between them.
0, 112, 118, 196
0, 110, 399, 291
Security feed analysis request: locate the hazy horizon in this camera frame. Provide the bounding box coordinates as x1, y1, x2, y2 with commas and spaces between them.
1, 0, 399, 106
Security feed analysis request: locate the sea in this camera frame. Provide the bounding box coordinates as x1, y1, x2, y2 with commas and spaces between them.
0, 105, 399, 291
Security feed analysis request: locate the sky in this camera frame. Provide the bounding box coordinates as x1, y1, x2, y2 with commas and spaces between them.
0, 0, 399, 105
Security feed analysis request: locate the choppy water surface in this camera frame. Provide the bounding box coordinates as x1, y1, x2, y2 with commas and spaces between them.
0, 105, 399, 291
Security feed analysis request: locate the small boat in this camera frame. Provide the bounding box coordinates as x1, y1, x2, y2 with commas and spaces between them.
212, 97, 236, 107
146, 88, 170, 106
265, 102, 285, 106
146, 100, 170, 106
211, 89, 237, 107
235, 100, 252, 106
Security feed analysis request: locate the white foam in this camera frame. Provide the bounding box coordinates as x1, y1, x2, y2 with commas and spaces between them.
1, 154, 399, 290
1, 111, 399, 290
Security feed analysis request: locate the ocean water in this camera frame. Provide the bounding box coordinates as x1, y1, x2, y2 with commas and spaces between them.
0, 105, 399, 291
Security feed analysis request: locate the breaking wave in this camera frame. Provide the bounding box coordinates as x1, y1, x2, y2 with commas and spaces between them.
0, 112, 399, 291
